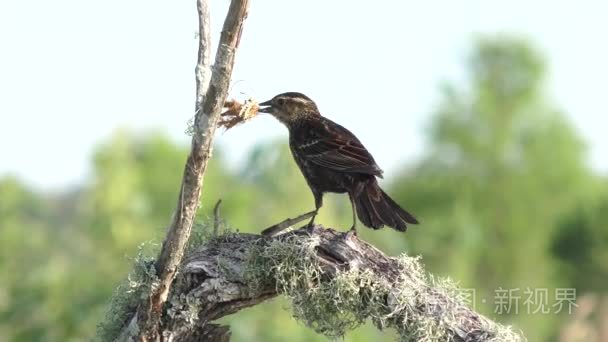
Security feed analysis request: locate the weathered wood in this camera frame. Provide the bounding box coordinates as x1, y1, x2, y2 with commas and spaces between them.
134, 1, 250, 340
158, 225, 523, 341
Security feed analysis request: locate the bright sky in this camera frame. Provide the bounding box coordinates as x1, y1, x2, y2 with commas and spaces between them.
1, 1, 607, 190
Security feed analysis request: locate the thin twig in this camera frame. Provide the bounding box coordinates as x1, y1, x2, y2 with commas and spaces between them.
213, 199, 222, 236
261, 210, 317, 236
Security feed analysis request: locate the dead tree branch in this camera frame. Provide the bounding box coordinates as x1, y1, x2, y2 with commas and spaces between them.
154, 225, 524, 341
133, 0, 250, 340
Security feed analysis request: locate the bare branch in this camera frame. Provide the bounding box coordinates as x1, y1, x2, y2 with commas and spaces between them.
133, 1, 251, 340
194, 0, 212, 110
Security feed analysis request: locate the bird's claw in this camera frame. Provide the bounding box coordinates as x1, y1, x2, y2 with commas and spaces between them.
344, 226, 357, 240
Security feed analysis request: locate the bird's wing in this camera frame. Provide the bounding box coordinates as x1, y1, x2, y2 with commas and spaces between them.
294, 118, 384, 177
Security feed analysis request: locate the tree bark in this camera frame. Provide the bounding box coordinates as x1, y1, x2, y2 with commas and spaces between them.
155, 225, 523, 342
134, 1, 250, 340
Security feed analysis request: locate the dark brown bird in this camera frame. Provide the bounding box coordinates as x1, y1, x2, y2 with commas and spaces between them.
259, 92, 418, 232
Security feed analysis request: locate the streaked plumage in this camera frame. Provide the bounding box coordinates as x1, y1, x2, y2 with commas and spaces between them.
259, 92, 418, 232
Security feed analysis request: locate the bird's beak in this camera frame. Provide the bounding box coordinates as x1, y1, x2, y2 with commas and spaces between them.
258, 100, 272, 113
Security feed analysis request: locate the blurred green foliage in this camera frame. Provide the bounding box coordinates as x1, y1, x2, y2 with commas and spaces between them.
0, 36, 606, 341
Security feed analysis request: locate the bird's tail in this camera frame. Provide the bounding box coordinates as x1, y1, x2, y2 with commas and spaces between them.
353, 179, 418, 232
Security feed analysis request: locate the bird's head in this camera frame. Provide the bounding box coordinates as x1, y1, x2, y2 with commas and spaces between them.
258, 92, 320, 124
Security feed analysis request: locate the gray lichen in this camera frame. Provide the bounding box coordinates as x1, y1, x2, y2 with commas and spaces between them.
96, 243, 160, 342
97, 223, 525, 342
242, 233, 524, 342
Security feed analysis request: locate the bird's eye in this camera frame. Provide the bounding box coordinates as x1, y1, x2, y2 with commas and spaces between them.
276, 98, 286, 106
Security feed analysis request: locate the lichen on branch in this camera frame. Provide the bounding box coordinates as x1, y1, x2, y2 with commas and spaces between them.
101, 224, 524, 341
240, 229, 522, 341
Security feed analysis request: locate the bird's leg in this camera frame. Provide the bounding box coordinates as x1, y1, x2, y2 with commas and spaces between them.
307, 212, 317, 226
349, 196, 357, 231
307, 193, 323, 227
346, 192, 358, 238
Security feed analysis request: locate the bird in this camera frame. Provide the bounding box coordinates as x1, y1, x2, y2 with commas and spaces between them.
258, 92, 418, 233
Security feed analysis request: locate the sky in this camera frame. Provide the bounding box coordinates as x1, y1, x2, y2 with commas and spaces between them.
1, 1, 607, 190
